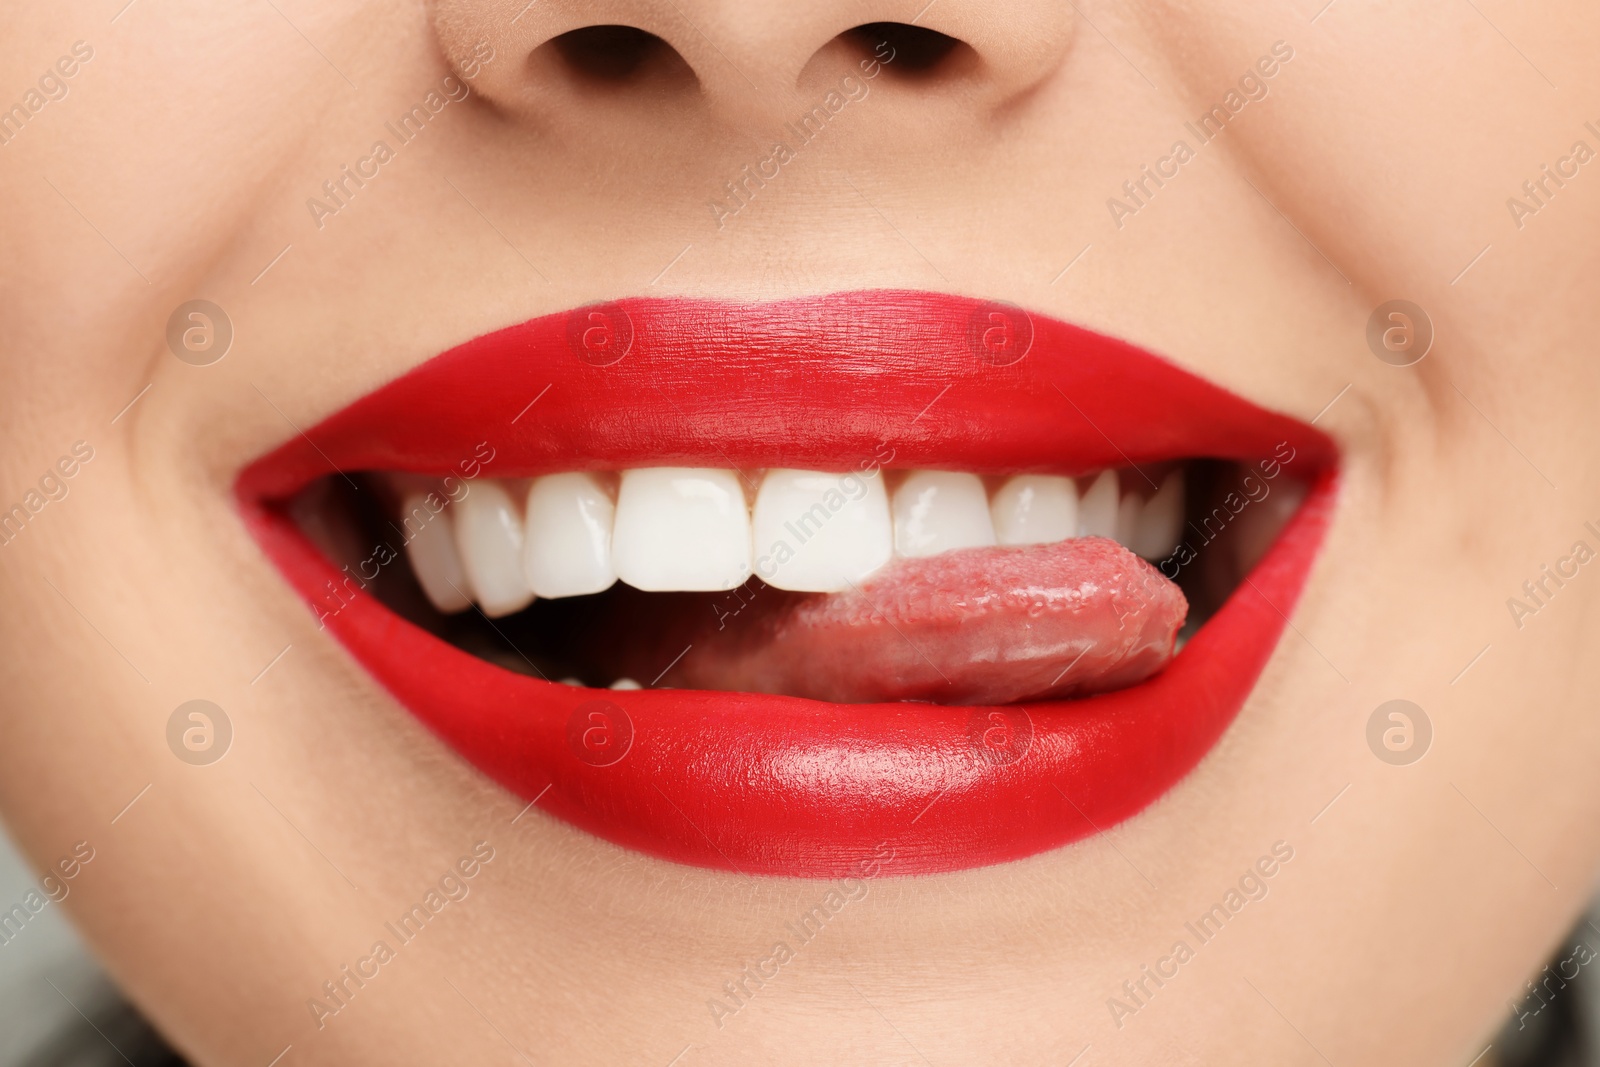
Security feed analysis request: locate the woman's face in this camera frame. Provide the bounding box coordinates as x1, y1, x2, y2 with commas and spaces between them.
2, 0, 1596, 1062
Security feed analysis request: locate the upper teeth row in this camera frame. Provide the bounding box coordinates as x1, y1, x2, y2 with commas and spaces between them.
396, 467, 1185, 617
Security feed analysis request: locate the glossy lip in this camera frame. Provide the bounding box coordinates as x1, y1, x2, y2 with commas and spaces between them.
236, 290, 1339, 878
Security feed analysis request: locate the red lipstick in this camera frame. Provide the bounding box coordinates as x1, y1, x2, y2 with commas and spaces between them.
237, 290, 1337, 877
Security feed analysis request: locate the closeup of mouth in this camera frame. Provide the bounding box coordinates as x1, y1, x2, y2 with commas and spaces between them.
236, 290, 1337, 877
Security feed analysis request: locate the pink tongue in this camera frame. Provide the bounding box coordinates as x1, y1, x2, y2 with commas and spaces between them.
657, 538, 1188, 706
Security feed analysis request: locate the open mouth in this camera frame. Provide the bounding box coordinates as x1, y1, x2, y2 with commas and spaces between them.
237, 290, 1338, 877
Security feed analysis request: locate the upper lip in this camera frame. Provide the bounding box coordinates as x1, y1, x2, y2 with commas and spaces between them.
237, 289, 1339, 877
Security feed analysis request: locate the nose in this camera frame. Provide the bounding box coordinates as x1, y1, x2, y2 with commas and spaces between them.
431, 0, 1075, 128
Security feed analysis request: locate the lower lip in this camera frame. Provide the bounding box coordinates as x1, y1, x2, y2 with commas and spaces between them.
237, 291, 1338, 877
241, 472, 1334, 878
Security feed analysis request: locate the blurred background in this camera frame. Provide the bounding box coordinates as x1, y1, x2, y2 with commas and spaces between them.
0, 821, 177, 1066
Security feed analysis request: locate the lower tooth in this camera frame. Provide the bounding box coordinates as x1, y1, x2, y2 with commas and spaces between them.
1076, 469, 1119, 538
454, 480, 536, 617
398, 491, 473, 614
610, 678, 642, 690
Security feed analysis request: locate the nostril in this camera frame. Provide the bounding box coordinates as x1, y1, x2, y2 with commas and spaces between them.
545, 25, 694, 87
844, 22, 968, 75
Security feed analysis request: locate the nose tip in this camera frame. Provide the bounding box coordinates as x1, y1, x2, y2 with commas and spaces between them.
432, 0, 1075, 128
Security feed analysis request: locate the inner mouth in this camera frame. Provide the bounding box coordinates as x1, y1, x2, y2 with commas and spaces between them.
290, 458, 1305, 707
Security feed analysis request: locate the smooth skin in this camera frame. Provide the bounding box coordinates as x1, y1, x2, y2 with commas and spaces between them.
1, 1, 1597, 1063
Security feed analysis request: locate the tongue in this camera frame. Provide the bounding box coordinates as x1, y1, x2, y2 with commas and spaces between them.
636, 538, 1187, 706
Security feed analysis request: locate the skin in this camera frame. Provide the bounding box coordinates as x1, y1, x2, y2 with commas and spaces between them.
1, 0, 1597, 1063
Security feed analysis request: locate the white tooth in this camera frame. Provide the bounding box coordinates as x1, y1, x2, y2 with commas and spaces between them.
1076, 469, 1120, 539
892, 471, 996, 558
397, 491, 473, 613
1116, 491, 1143, 550
559, 677, 585, 687
609, 678, 642, 690
1131, 470, 1186, 560
611, 468, 753, 591
453, 479, 535, 617
522, 472, 617, 598
751, 469, 892, 592
990, 475, 1077, 546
